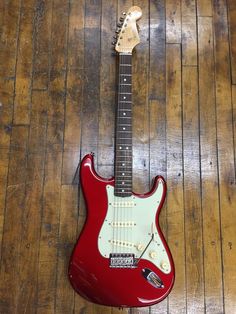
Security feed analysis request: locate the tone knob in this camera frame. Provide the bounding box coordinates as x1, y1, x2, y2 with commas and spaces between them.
149, 251, 157, 259
161, 261, 169, 271
137, 243, 144, 251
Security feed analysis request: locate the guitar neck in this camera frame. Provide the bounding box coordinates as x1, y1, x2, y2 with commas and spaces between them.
114, 53, 133, 197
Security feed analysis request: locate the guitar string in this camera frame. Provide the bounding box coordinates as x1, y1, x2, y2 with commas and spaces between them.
121, 54, 131, 254
114, 54, 132, 254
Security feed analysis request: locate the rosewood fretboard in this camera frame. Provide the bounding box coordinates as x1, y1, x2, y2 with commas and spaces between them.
114, 54, 132, 197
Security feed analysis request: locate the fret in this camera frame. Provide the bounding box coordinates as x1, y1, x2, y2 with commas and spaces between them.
120, 64, 132, 66
120, 74, 132, 76
119, 101, 132, 103
117, 137, 132, 139
116, 180, 132, 183
116, 175, 132, 178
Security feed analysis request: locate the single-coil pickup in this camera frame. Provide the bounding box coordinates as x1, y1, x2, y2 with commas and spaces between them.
109, 201, 135, 208
109, 221, 136, 227
109, 239, 135, 248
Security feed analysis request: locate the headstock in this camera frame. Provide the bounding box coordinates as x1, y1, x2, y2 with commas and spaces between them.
112, 6, 142, 53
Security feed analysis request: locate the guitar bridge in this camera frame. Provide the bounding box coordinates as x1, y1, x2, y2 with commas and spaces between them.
109, 253, 137, 268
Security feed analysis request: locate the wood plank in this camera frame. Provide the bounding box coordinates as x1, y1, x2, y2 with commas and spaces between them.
28, 91, 48, 154
183, 66, 204, 314
182, 0, 197, 66
46, 0, 68, 154
132, 0, 150, 196
228, 0, 236, 84
13, 0, 35, 124
197, 0, 212, 17
165, 44, 185, 314
213, 1, 236, 313
14, 89, 49, 313
0, 0, 21, 148
0, 76, 14, 150
36, 151, 62, 314
36, 0, 69, 312
166, 0, 181, 44
97, 0, 116, 174
233, 85, 236, 172
55, 185, 77, 313
79, 0, 101, 158
0, 149, 9, 257
17, 153, 45, 313
33, 0, 53, 90
74, 0, 103, 312
149, 0, 166, 178
0, 126, 28, 313
149, 1, 169, 314
0, 0, 21, 77
117, 0, 133, 14
62, 0, 85, 184
198, 16, 223, 314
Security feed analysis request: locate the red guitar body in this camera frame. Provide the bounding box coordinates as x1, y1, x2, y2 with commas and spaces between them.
68, 154, 175, 307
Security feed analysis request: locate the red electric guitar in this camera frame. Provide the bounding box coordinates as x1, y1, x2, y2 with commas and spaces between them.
69, 6, 175, 307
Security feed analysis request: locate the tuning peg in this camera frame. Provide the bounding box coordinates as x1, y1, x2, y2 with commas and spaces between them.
112, 41, 116, 45
120, 17, 124, 22
122, 12, 126, 15
117, 22, 122, 27
115, 29, 120, 34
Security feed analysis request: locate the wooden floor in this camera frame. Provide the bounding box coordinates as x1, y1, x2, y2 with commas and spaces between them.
0, 0, 236, 313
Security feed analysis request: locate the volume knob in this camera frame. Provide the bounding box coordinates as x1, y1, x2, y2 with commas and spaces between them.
161, 261, 169, 271
137, 243, 144, 251
149, 251, 157, 259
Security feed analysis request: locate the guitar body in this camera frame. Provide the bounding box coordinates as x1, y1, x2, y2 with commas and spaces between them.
68, 154, 175, 307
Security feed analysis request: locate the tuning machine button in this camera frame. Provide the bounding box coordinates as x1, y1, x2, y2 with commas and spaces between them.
120, 17, 124, 22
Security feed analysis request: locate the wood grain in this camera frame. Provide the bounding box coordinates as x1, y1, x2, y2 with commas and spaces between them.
228, 0, 236, 84
213, 1, 236, 313
13, 0, 35, 124
0, 1, 236, 313
198, 15, 224, 314
165, 44, 185, 314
